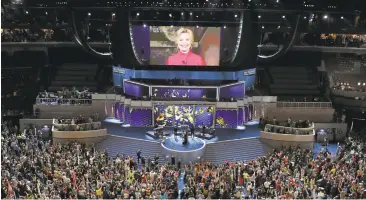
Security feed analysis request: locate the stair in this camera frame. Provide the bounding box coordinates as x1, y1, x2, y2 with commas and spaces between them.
48, 63, 98, 92
267, 66, 321, 96
95, 135, 165, 163
203, 138, 271, 164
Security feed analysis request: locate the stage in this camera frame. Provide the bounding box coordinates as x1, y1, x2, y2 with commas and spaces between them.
102, 119, 260, 163
103, 119, 260, 143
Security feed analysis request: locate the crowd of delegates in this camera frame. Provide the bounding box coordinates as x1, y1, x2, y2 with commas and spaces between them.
259, 117, 311, 129
260, 117, 313, 135
1, 121, 180, 199
1, 28, 110, 43
56, 115, 101, 131
2, 68, 39, 118
2, 119, 366, 199
332, 84, 366, 93
37, 87, 92, 105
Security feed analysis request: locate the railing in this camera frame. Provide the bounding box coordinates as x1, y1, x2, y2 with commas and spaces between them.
36, 98, 92, 105
331, 89, 366, 98
276, 101, 332, 108
264, 123, 314, 135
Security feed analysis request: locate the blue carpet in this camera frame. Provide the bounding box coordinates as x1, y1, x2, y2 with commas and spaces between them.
163, 136, 205, 151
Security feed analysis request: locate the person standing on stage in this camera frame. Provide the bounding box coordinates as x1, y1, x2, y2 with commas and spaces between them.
190, 126, 195, 138
183, 132, 188, 145
202, 125, 206, 134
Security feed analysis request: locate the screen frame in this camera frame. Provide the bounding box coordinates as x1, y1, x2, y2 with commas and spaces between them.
123, 79, 151, 97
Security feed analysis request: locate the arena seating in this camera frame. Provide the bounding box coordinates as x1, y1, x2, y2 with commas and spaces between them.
331, 74, 366, 87
361, 56, 366, 74
1, 51, 44, 115
336, 53, 356, 72
268, 66, 321, 96
48, 64, 98, 92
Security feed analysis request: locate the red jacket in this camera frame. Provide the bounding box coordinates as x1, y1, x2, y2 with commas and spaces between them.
166, 51, 206, 66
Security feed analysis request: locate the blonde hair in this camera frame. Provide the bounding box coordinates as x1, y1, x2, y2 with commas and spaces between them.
176, 28, 194, 48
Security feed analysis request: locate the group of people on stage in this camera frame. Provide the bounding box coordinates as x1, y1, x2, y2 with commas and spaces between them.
173, 125, 210, 145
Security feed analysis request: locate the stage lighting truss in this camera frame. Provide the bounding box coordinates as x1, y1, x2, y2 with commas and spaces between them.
129, 15, 148, 65
257, 14, 300, 63
228, 12, 244, 64
71, 10, 113, 58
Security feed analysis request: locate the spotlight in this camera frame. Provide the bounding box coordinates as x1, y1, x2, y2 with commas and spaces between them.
137, 12, 140, 16
276, 0, 279, 2
170, 25, 173, 27
112, 13, 115, 17
258, 15, 261, 18
181, 12, 184, 16
196, 25, 199, 28
223, 26, 226, 29
277, 26, 280, 29
323, 15, 328, 19
363, 83, 366, 86
262, 26, 264, 29
341, 16, 344, 19
169, 13, 172, 17
304, 16, 307, 19
143, 24, 146, 27
358, 82, 361, 86
282, 15, 285, 19
45, 12, 48, 15
25, 11, 28, 14
88, 12, 91, 16
234, 14, 237, 17
190, 12, 192, 15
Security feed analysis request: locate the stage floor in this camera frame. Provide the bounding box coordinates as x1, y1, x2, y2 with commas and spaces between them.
162, 136, 205, 151
103, 121, 261, 143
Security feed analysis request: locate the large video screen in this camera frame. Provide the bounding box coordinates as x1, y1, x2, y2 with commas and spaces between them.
219, 82, 245, 99
174, 105, 194, 127
150, 26, 221, 66
153, 105, 174, 127
152, 87, 216, 100
123, 81, 149, 98
194, 105, 214, 127
215, 109, 238, 128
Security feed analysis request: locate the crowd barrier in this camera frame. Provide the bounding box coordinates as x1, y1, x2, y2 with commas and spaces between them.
276, 101, 332, 108
36, 97, 92, 105
53, 121, 102, 131
52, 127, 106, 138
260, 123, 315, 143
52, 119, 106, 144
264, 123, 315, 135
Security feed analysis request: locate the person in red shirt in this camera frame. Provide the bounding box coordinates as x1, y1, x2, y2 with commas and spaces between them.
166, 28, 206, 66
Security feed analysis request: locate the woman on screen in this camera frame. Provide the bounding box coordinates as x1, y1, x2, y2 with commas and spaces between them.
166, 28, 206, 66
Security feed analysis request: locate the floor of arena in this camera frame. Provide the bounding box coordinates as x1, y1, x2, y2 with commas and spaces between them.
103, 119, 338, 157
